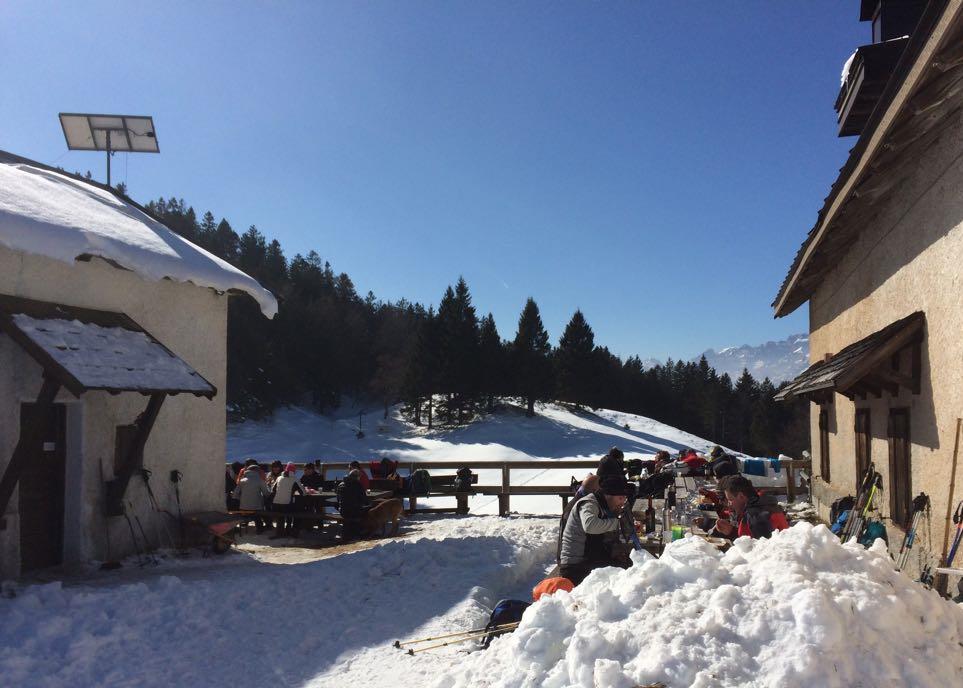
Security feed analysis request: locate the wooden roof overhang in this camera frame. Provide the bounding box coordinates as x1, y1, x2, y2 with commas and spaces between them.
0, 295, 217, 524
774, 311, 924, 403
773, 0, 963, 317
836, 38, 910, 137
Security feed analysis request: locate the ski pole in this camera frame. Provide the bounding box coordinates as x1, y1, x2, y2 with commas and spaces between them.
896, 493, 929, 571
403, 623, 522, 654
945, 501, 963, 566
394, 621, 521, 648
130, 506, 158, 566
122, 510, 146, 567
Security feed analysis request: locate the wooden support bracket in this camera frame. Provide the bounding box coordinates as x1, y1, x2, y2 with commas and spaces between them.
104, 393, 165, 517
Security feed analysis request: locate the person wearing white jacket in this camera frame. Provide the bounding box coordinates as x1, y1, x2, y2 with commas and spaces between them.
232, 466, 271, 533
270, 462, 304, 538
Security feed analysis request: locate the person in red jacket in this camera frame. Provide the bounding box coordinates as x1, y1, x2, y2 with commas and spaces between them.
348, 461, 370, 490
714, 475, 789, 539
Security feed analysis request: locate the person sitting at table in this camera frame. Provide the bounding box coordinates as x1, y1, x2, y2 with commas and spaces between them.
558, 473, 634, 585
300, 463, 324, 490
232, 465, 271, 534
712, 475, 788, 539
348, 460, 371, 490
337, 469, 370, 541
270, 462, 304, 538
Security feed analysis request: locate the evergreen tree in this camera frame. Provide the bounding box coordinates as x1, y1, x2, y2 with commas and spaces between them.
556, 310, 596, 409
511, 298, 553, 417
403, 308, 439, 427
478, 313, 505, 412
238, 225, 267, 278
212, 218, 239, 262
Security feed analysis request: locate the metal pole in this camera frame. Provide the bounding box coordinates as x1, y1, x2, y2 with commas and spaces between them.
106, 130, 111, 187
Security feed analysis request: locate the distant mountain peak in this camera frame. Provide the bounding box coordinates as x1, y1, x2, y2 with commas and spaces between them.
696, 334, 809, 383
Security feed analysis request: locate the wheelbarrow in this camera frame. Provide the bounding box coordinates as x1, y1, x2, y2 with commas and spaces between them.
182, 511, 251, 554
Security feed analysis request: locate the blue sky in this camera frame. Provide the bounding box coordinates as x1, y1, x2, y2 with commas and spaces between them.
0, 2, 867, 361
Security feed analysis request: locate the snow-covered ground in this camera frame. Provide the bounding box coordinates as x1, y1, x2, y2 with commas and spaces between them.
229, 400, 726, 514
0, 515, 558, 688
5, 401, 963, 688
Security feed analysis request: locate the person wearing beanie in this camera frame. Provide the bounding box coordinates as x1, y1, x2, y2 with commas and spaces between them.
270, 462, 304, 538
597, 446, 626, 481
557, 472, 634, 585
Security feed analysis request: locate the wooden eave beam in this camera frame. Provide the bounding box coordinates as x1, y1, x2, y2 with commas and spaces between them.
0, 376, 62, 530
872, 366, 917, 394
104, 393, 166, 517
836, 318, 924, 392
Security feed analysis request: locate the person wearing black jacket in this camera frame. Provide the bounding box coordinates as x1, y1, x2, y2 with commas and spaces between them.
300, 463, 324, 490
337, 470, 370, 541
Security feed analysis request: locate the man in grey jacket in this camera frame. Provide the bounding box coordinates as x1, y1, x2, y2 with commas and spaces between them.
558, 473, 634, 585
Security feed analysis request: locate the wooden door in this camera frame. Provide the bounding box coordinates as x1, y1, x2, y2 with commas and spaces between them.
888, 409, 911, 528
855, 409, 871, 480
819, 407, 831, 483
18, 403, 67, 572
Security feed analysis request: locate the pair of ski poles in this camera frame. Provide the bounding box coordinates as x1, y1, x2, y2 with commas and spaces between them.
393, 621, 521, 655
946, 501, 963, 567
895, 493, 929, 572
843, 466, 880, 544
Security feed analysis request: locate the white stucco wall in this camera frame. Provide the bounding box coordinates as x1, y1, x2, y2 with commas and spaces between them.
0, 248, 228, 578
807, 108, 963, 577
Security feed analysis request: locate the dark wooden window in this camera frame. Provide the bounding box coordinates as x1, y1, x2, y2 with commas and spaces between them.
888, 408, 911, 527
819, 407, 831, 483
855, 409, 871, 479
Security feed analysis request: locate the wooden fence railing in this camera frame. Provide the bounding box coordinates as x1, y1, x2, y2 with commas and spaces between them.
243, 459, 600, 515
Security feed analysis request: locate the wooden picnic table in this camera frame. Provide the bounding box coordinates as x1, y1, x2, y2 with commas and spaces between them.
297, 489, 393, 503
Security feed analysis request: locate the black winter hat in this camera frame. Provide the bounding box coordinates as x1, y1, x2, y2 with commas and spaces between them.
599, 473, 633, 496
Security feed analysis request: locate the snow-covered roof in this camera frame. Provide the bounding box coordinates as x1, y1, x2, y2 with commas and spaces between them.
0, 294, 217, 397
12, 314, 215, 397
0, 151, 277, 318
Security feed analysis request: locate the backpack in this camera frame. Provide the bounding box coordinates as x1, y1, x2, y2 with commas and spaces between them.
829, 509, 850, 536
410, 468, 431, 496
625, 459, 644, 477
481, 599, 530, 649
830, 496, 855, 525
712, 456, 738, 478
858, 520, 889, 548
453, 467, 474, 493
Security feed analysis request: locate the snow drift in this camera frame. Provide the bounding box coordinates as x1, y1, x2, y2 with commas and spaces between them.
436, 523, 963, 688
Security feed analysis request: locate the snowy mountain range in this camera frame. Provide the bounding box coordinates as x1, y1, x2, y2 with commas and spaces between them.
696, 333, 809, 383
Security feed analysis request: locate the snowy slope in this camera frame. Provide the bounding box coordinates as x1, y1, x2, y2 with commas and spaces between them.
228, 400, 727, 514
695, 333, 809, 383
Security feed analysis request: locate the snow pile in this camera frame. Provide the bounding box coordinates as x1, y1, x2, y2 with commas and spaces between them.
0, 516, 556, 688
436, 523, 963, 688
0, 158, 277, 317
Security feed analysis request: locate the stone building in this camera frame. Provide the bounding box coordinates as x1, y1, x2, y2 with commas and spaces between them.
0, 150, 276, 577
774, 0, 963, 579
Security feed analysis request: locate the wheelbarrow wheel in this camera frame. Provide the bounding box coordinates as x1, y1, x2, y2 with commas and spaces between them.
211, 535, 232, 554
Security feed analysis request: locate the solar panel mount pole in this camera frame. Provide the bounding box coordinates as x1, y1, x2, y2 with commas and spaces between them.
106, 129, 111, 187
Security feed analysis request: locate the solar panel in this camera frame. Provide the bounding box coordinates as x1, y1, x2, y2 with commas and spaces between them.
59, 113, 159, 153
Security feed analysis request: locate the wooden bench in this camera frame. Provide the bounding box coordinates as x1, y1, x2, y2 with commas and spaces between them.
228, 510, 341, 535
407, 472, 479, 514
